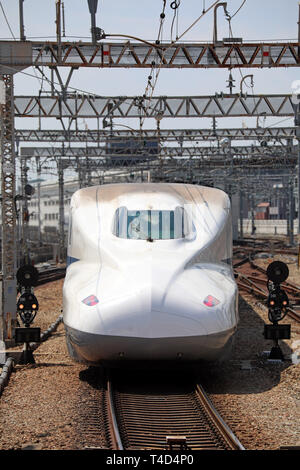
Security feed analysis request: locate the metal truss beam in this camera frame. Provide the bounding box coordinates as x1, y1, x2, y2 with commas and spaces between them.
15, 127, 296, 142
14, 93, 295, 119
35, 156, 297, 172
20, 144, 296, 159
2, 40, 300, 69
19, 148, 297, 174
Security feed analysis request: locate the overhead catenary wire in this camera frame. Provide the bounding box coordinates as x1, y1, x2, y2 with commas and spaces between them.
170, 0, 181, 42
1, 1, 293, 132
140, 0, 221, 127
0, 0, 16, 40
230, 0, 247, 20
224, 3, 258, 115
3, 63, 140, 115
0, 35, 297, 42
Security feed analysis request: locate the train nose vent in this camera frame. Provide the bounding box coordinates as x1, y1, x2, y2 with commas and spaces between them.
203, 295, 220, 307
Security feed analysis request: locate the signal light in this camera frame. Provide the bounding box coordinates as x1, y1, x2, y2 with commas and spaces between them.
17, 264, 39, 288
17, 293, 39, 313
266, 261, 289, 284
270, 300, 275, 306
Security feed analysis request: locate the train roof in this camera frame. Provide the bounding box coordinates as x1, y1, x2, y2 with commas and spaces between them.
72, 183, 229, 210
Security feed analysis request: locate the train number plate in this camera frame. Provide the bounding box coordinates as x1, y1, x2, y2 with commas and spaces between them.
15, 327, 41, 343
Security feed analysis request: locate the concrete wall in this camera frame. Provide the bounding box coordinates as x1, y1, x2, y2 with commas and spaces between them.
242, 219, 298, 235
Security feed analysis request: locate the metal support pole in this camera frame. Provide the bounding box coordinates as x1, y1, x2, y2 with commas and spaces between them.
0, 74, 17, 344
298, 137, 300, 235
76, 157, 83, 188
156, 117, 162, 181
289, 179, 295, 245
293, 97, 300, 235
251, 194, 256, 236
90, 10, 96, 44
19, 0, 26, 41
213, 2, 227, 44
285, 181, 290, 238
57, 157, 65, 261
20, 155, 29, 263
239, 189, 243, 240
87, 0, 98, 44
35, 156, 42, 246
55, 0, 62, 62
298, 2, 300, 59
86, 143, 92, 186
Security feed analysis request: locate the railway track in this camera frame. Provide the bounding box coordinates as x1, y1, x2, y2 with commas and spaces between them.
36, 266, 66, 285
103, 370, 245, 451
234, 238, 299, 256
233, 254, 300, 323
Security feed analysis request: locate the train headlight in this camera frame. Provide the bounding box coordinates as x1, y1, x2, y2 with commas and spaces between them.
203, 295, 220, 307
82, 295, 99, 306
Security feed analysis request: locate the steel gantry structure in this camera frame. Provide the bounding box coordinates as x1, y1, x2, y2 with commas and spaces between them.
2, 40, 300, 70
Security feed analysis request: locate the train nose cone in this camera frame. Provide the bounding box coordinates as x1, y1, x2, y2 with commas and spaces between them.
98, 274, 233, 340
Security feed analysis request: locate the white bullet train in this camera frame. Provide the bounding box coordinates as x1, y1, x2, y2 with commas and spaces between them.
63, 183, 239, 364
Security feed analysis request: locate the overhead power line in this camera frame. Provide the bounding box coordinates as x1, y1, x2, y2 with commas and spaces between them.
0, 0, 16, 40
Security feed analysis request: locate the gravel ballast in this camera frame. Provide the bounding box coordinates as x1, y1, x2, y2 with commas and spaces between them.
0, 273, 299, 450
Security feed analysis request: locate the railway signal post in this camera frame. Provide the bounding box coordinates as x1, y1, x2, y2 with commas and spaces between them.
264, 261, 291, 361
15, 264, 40, 364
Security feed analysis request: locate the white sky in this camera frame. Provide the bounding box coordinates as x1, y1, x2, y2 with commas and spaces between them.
0, 0, 299, 132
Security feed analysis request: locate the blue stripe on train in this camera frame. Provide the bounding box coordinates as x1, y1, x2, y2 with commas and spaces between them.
67, 255, 80, 267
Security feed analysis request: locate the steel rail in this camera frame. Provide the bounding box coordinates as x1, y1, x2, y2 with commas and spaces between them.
195, 384, 245, 450
35, 267, 66, 285
108, 372, 245, 450
106, 377, 124, 450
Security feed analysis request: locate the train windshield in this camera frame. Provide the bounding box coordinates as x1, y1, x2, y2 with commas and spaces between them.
112, 207, 193, 240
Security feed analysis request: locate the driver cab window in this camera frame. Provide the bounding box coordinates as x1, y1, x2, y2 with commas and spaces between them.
112, 207, 194, 240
